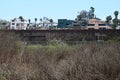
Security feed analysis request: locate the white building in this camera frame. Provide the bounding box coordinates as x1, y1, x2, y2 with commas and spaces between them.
10, 17, 28, 30
38, 17, 57, 29
39, 21, 58, 29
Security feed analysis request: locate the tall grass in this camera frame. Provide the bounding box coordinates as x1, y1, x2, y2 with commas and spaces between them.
0, 33, 120, 80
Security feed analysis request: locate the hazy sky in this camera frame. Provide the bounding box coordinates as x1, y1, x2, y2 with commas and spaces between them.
0, 0, 120, 22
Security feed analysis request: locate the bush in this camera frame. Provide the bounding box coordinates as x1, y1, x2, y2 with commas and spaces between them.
0, 31, 21, 63
0, 40, 120, 80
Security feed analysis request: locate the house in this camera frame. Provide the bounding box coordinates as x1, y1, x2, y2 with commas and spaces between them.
42, 20, 51, 28
10, 17, 28, 30
86, 19, 112, 30
72, 18, 112, 29
38, 17, 58, 29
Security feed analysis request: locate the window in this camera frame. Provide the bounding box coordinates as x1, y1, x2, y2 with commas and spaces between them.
12, 20, 14, 22
98, 24, 106, 26
99, 28, 106, 30
73, 21, 77, 23
73, 24, 79, 27
66, 24, 70, 25
88, 28, 94, 30
12, 26, 14, 29
88, 24, 95, 26
12, 23, 15, 25
2, 23, 7, 25
16, 24, 19, 26
21, 23, 24, 26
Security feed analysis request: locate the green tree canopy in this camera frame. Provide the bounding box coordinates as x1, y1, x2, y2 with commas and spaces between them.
112, 11, 119, 29
106, 15, 112, 26
50, 19, 53, 23
77, 15, 82, 21
114, 11, 119, 19
35, 18, 37, 23
28, 19, 31, 23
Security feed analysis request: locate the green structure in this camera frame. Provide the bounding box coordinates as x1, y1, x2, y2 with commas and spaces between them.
57, 19, 74, 28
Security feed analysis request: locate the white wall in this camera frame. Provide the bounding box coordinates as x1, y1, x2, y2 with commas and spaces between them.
10, 18, 28, 30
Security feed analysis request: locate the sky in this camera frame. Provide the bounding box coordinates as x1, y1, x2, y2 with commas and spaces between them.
0, 0, 120, 22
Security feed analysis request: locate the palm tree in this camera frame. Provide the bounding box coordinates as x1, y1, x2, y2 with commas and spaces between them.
112, 11, 119, 29
40, 18, 42, 22
28, 19, 31, 24
112, 19, 118, 29
35, 18, 37, 23
40, 18, 42, 26
114, 11, 119, 19
28, 19, 31, 28
35, 18, 37, 27
49, 19, 53, 28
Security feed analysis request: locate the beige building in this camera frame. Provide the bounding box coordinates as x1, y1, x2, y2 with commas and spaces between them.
72, 18, 112, 29
86, 19, 112, 29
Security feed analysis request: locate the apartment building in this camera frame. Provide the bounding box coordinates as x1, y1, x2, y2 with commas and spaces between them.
10, 17, 28, 30
86, 19, 112, 29
72, 18, 112, 29
39, 18, 58, 29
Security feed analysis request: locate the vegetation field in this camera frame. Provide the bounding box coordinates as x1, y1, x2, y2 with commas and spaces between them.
0, 32, 120, 80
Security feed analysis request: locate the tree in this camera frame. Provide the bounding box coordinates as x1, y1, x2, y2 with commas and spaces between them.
35, 18, 37, 23
88, 7, 95, 19
81, 20, 88, 26
19, 16, 24, 22
40, 18, 42, 22
90, 7, 95, 13
118, 19, 120, 23
106, 15, 112, 26
50, 19, 53, 23
28, 19, 31, 28
77, 15, 82, 21
19, 16, 23, 20
35, 18, 37, 27
80, 10, 88, 19
112, 19, 119, 29
28, 19, 31, 23
112, 11, 119, 29
50, 19, 53, 28
114, 11, 119, 19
